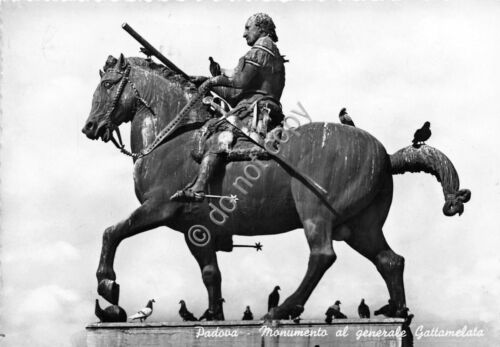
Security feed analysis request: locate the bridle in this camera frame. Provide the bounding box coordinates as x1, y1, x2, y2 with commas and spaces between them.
100, 64, 152, 158
99, 63, 208, 159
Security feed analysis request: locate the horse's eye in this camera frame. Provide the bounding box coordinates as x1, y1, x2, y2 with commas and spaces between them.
103, 81, 113, 89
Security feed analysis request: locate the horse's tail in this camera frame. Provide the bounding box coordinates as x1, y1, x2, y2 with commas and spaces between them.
389, 145, 471, 216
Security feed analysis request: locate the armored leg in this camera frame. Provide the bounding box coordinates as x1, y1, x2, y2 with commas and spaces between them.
170, 153, 224, 202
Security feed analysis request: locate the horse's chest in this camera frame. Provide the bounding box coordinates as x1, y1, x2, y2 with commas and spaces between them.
140, 116, 158, 148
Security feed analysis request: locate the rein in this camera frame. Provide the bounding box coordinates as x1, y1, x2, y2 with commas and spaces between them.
103, 64, 208, 159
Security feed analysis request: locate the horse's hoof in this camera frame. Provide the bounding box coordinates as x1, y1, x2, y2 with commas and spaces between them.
95, 299, 127, 322
395, 307, 409, 318
98, 279, 120, 305
290, 305, 304, 319
261, 307, 283, 321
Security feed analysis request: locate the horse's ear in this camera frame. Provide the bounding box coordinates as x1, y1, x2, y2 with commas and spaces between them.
104, 55, 117, 72
99, 69, 104, 78
117, 53, 127, 69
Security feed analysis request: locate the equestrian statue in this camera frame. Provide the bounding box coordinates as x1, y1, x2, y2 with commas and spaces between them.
82, 14, 470, 322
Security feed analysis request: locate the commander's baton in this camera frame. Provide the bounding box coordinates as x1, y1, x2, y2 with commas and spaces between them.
122, 23, 190, 80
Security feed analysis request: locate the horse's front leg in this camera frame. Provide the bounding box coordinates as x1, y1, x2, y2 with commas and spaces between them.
97, 199, 175, 304
184, 228, 224, 320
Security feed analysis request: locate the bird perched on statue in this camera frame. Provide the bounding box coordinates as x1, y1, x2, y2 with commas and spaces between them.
179, 300, 197, 321
358, 298, 370, 318
325, 300, 347, 323
412, 121, 431, 147
209, 57, 222, 77
339, 107, 355, 127
374, 299, 396, 317
242, 306, 254, 320
268, 285, 281, 311
128, 299, 155, 322
95, 299, 127, 322
140, 47, 153, 60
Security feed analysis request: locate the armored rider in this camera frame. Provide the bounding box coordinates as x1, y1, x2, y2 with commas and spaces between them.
171, 13, 286, 202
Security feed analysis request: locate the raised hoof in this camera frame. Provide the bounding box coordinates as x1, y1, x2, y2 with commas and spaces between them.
98, 279, 120, 305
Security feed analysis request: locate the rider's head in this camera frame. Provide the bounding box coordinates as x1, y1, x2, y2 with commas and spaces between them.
243, 13, 278, 46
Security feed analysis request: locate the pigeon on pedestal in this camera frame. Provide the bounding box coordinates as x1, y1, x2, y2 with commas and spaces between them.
128, 299, 155, 322
268, 285, 280, 311
179, 300, 198, 321
374, 299, 396, 317
325, 300, 347, 323
358, 298, 370, 318
242, 306, 254, 320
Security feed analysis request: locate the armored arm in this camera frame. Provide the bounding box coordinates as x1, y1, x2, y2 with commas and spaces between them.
210, 64, 258, 89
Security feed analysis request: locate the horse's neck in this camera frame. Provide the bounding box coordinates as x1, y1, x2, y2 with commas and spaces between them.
129, 68, 193, 154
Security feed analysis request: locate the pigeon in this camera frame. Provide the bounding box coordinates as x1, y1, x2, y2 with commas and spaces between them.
325, 300, 347, 323
128, 299, 155, 322
358, 298, 370, 318
268, 285, 280, 311
209, 57, 222, 77
242, 306, 254, 320
95, 299, 127, 322
179, 300, 197, 321
412, 121, 431, 147
374, 299, 396, 317
339, 107, 355, 127
140, 47, 153, 59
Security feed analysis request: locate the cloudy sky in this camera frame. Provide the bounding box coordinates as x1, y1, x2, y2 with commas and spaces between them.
1, 1, 500, 346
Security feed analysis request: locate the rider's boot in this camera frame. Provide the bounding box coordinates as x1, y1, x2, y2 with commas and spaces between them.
170, 153, 223, 202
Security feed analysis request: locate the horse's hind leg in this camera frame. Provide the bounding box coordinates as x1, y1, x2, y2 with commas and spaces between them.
96, 199, 175, 304
345, 199, 407, 316
184, 233, 224, 320
268, 213, 337, 319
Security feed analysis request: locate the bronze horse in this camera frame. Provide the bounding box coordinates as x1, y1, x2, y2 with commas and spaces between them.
82, 55, 470, 321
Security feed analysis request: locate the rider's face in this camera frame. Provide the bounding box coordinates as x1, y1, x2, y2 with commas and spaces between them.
243, 19, 262, 46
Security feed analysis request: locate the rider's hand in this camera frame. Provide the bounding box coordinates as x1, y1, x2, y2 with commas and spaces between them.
189, 75, 209, 87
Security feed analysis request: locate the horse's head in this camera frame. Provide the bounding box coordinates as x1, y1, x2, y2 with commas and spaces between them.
82, 54, 137, 142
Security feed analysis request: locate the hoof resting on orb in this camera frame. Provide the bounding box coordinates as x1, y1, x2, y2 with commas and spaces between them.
95, 299, 127, 322
98, 279, 120, 305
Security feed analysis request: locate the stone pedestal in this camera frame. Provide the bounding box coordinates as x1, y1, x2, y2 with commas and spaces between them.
86, 319, 406, 347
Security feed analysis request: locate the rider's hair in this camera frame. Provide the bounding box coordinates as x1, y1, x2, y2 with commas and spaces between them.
249, 13, 278, 42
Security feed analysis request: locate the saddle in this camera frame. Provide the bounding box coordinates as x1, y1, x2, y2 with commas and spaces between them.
191, 93, 281, 163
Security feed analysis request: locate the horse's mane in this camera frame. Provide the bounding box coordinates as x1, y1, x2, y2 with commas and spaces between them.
103, 55, 194, 90
127, 57, 194, 90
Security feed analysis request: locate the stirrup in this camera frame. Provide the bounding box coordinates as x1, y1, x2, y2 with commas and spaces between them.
170, 189, 205, 202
